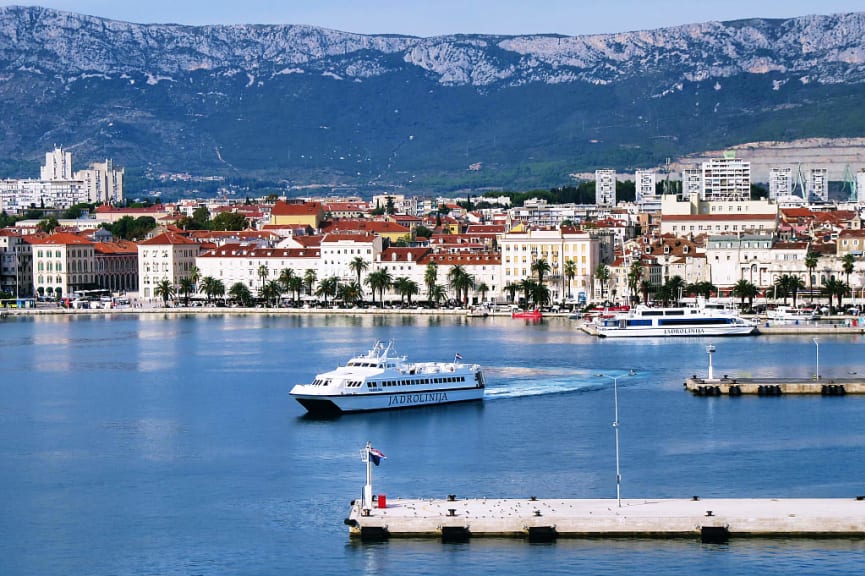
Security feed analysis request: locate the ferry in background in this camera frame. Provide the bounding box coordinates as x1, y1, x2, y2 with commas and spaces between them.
594, 299, 756, 338
290, 340, 485, 415
766, 305, 820, 324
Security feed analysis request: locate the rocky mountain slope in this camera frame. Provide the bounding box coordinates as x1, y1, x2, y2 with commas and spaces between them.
1, 6, 864, 192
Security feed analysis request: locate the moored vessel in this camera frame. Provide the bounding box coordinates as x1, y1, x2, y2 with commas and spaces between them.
290, 340, 485, 414
595, 300, 755, 338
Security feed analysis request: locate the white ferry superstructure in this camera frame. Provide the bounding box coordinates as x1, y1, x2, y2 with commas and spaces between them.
595, 301, 756, 338
290, 340, 485, 414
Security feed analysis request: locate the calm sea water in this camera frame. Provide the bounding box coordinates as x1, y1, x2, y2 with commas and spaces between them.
2, 313, 865, 575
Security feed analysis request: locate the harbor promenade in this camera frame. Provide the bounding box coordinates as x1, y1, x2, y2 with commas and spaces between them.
347, 496, 865, 541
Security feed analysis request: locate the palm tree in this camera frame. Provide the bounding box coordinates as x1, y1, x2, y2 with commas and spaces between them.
842, 253, 855, 287
654, 283, 674, 307
774, 274, 794, 305
804, 251, 819, 302
594, 264, 610, 301
447, 265, 475, 306
428, 284, 448, 308
665, 275, 686, 305
424, 262, 439, 302
686, 281, 716, 300
639, 279, 653, 305
189, 265, 201, 292
823, 278, 849, 310
564, 259, 577, 300
531, 258, 552, 286
257, 264, 269, 294
315, 276, 340, 306
279, 268, 295, 294
504, 282, 519, 304
626, 261, 642, 305
348, 257, 369, 287
287, 276, 304, 303
260, 279, 283, 307
731, 279, 758, 310
303, 269, 317, 297
531, 282, 551, 307
337, 281, 363, 306
365, 269, 392, 307
178, 277, 195, 306
476, 282, 489, 304
393, 277, 419, 305
200, 276, 220, 304
790, 275, 806, 307
519, 278, 539, 307
228, 282, 253, 307
154, 279, 175, 307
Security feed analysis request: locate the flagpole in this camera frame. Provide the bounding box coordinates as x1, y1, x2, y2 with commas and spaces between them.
364, 441, 373, 511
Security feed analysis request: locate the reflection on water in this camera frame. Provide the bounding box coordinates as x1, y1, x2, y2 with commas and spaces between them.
3, 314, 865, 575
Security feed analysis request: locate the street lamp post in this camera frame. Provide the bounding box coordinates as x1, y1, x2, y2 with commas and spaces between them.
601, 374, 624, 507
706, 344, 716, 380
813, 338, 820, 381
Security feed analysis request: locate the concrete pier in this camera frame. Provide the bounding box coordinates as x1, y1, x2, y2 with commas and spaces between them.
346, 496, 865, 541
684, 376, 865, 396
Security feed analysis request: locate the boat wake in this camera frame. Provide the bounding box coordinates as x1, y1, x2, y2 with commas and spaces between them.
482, 366, 631, 399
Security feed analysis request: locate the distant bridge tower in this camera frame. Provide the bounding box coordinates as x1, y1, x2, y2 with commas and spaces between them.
842, 164, 857, 202
793, 163, 807, 199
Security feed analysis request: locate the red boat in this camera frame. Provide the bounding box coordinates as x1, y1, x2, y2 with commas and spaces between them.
511, 308, 543, 319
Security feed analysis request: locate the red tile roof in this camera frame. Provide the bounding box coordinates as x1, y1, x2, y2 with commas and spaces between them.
139, 231, 198, 245
271, 201, 322, 216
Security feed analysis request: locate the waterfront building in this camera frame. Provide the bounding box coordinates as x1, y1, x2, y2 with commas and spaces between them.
704, 235, 816, 297
422, 251, 502, 305
137, 231, 201, 299
93, 240, 139, 294
500, 226, 599, 304
319, 233, 382, 285
0, 231, 32, 297
642, 235, 709, 289
595, 169, 616, 207
31, 232, 95, 299
196, 244, 320, 295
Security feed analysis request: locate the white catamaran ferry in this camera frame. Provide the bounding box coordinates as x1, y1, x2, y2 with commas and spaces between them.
290, 340, 485, 414
595, 300, 756, 338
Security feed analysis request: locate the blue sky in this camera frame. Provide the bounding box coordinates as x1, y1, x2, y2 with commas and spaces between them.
1, 1, 863, 36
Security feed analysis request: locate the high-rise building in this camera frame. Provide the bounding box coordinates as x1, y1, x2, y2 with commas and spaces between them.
700, 153, 751, 200
809, 168, 828, 202
682, 169, 702, 197
635, 170, 657, 203
769, 167, 793, 200
40, 147, 73, 181
75, 159, 125, 204
595, 169, 616, 207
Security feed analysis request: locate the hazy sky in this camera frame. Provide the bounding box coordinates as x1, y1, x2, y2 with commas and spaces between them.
1, 0, 863, 36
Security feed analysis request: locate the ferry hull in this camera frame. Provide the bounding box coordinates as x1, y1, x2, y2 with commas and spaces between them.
597, 325, 755, 338
291, 387, 484, 414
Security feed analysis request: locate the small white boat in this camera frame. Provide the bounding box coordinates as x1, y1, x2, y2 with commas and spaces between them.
595, 299, 755, 338
290, 340, 485, 414
766, 305, 819, 324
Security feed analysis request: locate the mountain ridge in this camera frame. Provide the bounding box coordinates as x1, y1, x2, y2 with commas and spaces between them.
1, 6, 865, 193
